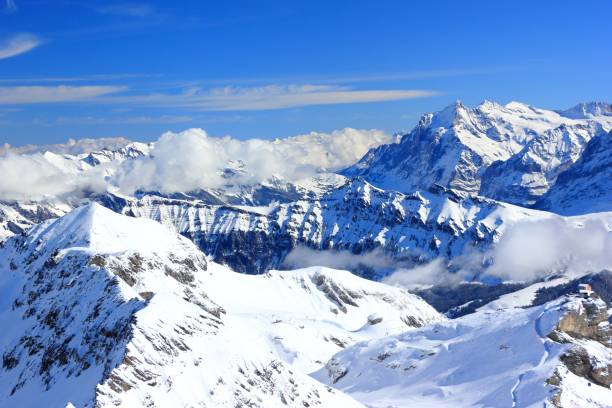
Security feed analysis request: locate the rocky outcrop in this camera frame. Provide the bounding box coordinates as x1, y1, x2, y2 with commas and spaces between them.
547, 295, 612, 403
555, 296, 610, 346
558, 347, 611, 388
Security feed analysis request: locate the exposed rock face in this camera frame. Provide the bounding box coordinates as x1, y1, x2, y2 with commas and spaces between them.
559, 347, 611, 388
555, 296, 610, 345
118, 178, 550, 277
547, 295, 612, 403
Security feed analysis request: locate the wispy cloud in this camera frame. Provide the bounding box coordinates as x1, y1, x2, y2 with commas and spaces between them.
0, 73, 162, 84
111, 84, 437, 111
0, 34, 43, 60
55, 114, 192, 125
4, 0, 17, 13
149, 66, 514, 87
96, 3, 156, 18
0, 85, 127, 104
0, 82, 436, 110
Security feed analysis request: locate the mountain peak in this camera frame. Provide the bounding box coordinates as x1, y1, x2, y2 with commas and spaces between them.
429, 100, 469, 128
558, 101, 612, 119
477, 99, 503, 110
27, 202, 195, 256
504, 101, 533, 112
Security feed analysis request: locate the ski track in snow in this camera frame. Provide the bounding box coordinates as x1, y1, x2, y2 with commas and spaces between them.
511, 306, 557, 407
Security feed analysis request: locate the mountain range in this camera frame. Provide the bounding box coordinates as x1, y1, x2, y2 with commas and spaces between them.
0, 100, 610, 407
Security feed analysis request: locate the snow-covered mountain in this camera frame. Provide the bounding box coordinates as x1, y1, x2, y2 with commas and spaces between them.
480, 122, 603, 206
536, 130, 612, 215
117, 177, 548, 276
0, 204, 441, 407
557, 102, 612, 119
1, 101, 610, 242
1, 101, 611, 279
344, 101, 612, 207
313, 287, 612, 407
0, 100, 610, 407
1, 172, 609, 283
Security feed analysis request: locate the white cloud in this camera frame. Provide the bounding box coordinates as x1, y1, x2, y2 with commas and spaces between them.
283, 247, 466, 288
192, 85, 436, 111
110, 84, 437, 111
114, 127, 393, 193
0, 33, 42, 60
0, 153, 107, 200
486, 217, 612, 281
0, 127, 393, 200
0, 73, 162, 84
0, 82, 433, 109
283, 246, 397, 271
0, 137, 133, 156
382, 259, 465, 289
0, 85, 127, 104
383, 216, 612, 289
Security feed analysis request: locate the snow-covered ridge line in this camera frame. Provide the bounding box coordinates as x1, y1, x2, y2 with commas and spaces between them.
344, 100, 612, 208
3, 174, 611, 283
118, 177, 546, 276
0, 204, 441, 407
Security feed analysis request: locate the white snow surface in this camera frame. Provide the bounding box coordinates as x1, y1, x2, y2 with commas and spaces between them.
314, 293, 612, 408
0, 204, 442, 407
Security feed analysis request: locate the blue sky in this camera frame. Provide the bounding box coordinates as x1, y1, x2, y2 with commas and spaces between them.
0, 0, 610, 146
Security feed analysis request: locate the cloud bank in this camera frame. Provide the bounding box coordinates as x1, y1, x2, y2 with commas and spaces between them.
114, 127, 392, 194
283, 246, 398, 272
0, 127, 392, 200
0, 137, 133, 156
0, 33, 42, 60
0, 153, 107, 200
486, 217, 612, 281
283, 216, 612, 288
381, 216, 612, 288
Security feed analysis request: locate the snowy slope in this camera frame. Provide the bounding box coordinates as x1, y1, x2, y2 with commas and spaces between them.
536, 131, 612, 215
480, 122, 605, 206
314, 293, 612, 408
0, 204, 441, 407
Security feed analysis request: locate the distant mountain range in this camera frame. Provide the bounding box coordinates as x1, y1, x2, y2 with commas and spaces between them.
1, 101, 610, 275
0, 101, 610, 407
344, 101, 611, 210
